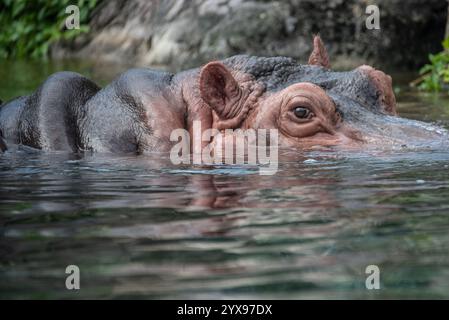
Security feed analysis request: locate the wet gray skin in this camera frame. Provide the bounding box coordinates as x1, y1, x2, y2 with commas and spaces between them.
0, 55, 448, 153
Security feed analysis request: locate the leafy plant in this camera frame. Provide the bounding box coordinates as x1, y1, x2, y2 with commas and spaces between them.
0, 0, 99, 59
417, 38, 449, 92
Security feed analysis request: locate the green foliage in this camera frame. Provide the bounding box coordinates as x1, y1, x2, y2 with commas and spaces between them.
418, 38, 449, 92
0, 0, 99, 59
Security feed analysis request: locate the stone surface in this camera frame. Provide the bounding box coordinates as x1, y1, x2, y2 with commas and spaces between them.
51, 0, 448, 71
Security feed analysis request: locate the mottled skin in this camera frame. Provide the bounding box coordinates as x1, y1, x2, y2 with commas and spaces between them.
0, 37, 447, 154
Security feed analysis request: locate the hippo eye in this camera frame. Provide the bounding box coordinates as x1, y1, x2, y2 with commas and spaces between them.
293, 107, 313, 119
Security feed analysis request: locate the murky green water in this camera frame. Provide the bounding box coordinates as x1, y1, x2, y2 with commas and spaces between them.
1, 60, 449, 299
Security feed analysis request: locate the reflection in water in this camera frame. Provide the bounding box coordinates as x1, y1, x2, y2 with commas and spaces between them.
2, 148, 449, 299
1, 61, 449, 299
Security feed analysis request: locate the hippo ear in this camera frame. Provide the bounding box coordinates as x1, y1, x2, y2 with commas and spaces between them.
199, 61, 241, 119
308, 35, 331, 69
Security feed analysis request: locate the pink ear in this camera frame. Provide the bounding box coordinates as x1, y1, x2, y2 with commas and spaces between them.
199, 61, 240, 118
308, 35, 331, 69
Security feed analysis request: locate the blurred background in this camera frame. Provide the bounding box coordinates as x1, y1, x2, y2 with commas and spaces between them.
0, 1, 447, 97
0, 1, 447, 68
53, 0, 448, 71
1, 0, 449, 100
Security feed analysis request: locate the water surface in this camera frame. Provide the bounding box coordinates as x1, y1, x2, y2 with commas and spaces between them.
1, 60, 449, 299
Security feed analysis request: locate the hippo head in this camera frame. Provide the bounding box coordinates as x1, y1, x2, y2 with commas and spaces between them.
195, 36, 447, 151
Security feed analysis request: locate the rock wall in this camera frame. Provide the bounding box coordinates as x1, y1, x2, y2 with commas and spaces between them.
52, 0, 448, 71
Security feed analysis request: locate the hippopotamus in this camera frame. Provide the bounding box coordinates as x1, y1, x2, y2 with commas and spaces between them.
0, 36, 447, 155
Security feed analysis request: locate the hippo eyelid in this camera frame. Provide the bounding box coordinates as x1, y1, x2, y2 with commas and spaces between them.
286, 98, 316, 116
